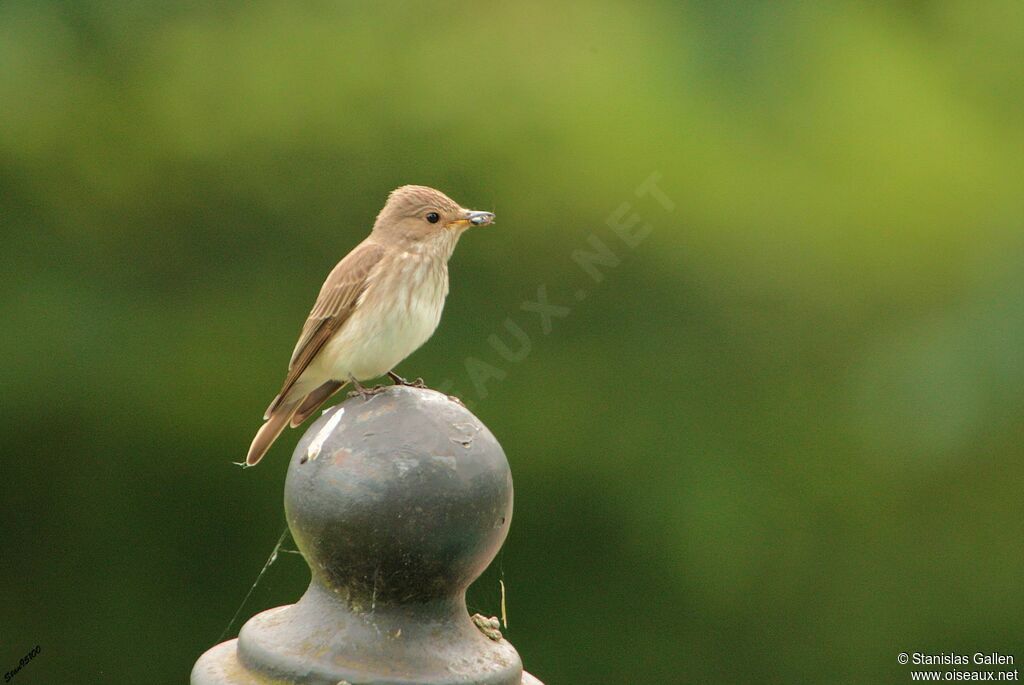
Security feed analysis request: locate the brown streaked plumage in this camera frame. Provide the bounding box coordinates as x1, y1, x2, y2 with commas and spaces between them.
245, 185, 495, 466
262, 241, 385, 420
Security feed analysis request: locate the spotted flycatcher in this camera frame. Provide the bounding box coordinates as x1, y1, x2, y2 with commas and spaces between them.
245, 185, 495, 466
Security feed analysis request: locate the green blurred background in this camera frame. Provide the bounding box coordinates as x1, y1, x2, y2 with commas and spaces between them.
2, 1, 1023, 682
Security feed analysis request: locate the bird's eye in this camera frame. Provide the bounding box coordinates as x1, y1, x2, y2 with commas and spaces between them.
425, 212, 440, 224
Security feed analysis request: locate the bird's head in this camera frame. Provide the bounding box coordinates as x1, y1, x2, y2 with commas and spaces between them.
372, 185, 495, 245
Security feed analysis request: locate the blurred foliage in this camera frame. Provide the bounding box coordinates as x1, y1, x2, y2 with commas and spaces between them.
2, 1, 1023, 683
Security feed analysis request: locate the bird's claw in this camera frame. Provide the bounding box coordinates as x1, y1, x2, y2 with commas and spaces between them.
346, 385, 387, 400
347, 375, 388, 400
387, 371, 428, 389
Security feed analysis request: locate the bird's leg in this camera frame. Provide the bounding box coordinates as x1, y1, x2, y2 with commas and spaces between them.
387, 371, 427, 388
347, 375, 386, 400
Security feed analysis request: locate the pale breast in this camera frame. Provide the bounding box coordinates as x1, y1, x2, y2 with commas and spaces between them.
317, 252, 449, 381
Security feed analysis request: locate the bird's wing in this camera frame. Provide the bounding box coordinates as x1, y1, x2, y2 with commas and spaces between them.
264, 240, 385, 418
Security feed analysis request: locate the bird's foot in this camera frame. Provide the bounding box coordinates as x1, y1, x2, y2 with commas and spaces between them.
347, 376, 388, 400
471, 614, 503, 641
387, 371, 427, 389
346, 385, 388, 400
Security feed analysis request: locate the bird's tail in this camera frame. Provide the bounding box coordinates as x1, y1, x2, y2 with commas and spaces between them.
246, 400, 299, 466
290, 380, 346, 428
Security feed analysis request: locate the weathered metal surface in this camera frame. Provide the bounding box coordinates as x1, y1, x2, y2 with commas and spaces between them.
192, 386, 543, 685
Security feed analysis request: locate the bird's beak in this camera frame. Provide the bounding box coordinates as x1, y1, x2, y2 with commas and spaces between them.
450, 209, 496, 229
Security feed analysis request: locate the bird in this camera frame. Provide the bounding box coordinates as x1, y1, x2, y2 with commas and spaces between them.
244, 185, 495, 466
